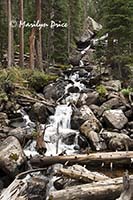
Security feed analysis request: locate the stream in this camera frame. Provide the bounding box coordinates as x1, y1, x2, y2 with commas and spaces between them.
24, 71, 88, 158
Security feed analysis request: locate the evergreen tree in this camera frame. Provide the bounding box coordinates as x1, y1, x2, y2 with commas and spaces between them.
0, 1, 7, 64
94, 0, 133, 78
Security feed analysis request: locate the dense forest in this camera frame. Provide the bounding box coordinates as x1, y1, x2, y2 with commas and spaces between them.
0, 0, 132, 74
0, 1, 133, 200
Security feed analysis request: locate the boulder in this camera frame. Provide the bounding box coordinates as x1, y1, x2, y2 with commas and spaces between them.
79, 129, 104, 151
80, 118, 101, 135
61, 132, 76, 145
0, 136, 26, 177
67, 86, 79, 93
29, 102, 55, 124
101, 131, 132, 151
43, 79, 69, 101
71, 105, 101, 130
103, 109, 128, 130
77, 92, 99, 107
79, 16, 102, 43
97, 97, 122, 116
69, 51, 82, 66
8, 127, 33, 145
9, 116, 25, 128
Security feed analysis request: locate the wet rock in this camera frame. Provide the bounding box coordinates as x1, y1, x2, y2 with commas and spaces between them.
78, 69, 89, 78
29, 102, 54, 124
77, 135, 90, 149
9, 115, 26, 128
101, 131, 132, 151
103, 109, 128, 130
62, 132, 76, 145
43, 79, 69, 101
0, 136, 26, 177
102, 80, 121, 92
67, 86, 79, 93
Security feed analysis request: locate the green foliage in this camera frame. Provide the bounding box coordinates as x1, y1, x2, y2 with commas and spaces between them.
93, 0, 133, 79
28, 70, 58, 92
96, 84, 107, 97
0, 67, 58, 93
121, 87, 133, 96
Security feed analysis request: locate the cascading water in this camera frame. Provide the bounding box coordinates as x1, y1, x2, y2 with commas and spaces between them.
24, 71, 88, 157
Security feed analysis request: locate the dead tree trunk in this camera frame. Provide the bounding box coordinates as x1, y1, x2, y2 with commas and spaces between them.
36, 122, 47, 155
30, 151, 133, 167
29, 28, 35, 69
57, 164, 110, 183
19, 0, 24, 67
49, 175, 133, 200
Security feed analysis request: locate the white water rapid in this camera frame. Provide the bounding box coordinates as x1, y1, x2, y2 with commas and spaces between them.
24, 72, 87, 157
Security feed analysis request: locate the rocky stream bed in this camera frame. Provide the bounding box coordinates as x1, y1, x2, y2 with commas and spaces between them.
0, 62, 132, 200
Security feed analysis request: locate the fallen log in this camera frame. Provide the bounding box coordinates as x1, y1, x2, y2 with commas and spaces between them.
0, 168, 48, 200
17, 94, 55, 107
57, 164, 110, 183
30, 151, 133, 167
49, 175, 133, 200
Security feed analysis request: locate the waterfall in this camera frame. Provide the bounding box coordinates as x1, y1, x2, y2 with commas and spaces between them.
24, 71, 88, 157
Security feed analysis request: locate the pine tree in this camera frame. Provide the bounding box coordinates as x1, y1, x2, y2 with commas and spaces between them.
94, 0, 133, 79
19, 0, 24, 67
0, 1, 7, 63
52, 0, 68, 63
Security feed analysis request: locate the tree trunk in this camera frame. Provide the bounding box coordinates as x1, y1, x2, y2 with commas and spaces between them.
36, 122, 47, 155
57, 165, 110, 183
67, 0, 71, 56
29, 28, 35, 69
7, 0, 12, 67
49, 175, 133, 200
35, 0, 43, 71
19, 0, 24, 68
30, 151, 133, 167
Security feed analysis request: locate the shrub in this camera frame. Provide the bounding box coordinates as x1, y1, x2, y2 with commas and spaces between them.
28, 71, 58, 92
121, 87, 133, 96
0, 67, 58, 94
96, 84, 107, 97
